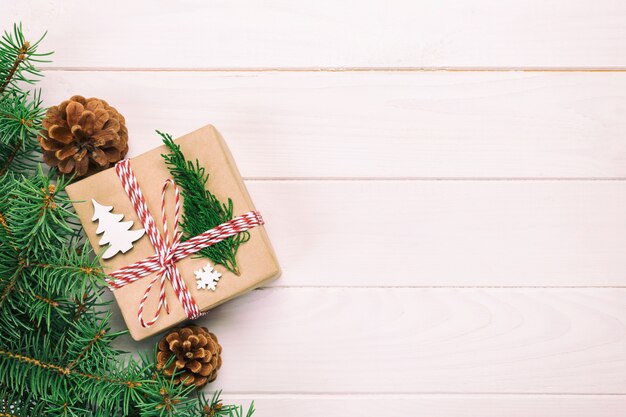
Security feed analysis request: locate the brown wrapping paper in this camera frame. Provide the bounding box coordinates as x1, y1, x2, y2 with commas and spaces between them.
66, 125, 280, 340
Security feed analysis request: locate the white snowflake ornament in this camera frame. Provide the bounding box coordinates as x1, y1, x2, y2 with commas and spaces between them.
194, 263, 222, 291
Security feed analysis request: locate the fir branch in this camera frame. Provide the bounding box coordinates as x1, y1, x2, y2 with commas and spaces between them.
72, 294, 90, 322
0, 23, 50, 175
65, 329, 106, 370
159, 131, 250, 275
0, 344, 157, 416
0, 23, 50, 95
0, 387, 43, 417
1, 169, 75, 257
29, 291, 59, 307
0, 42, 27, 95
195, 390, 255, 417
0, 331, 139, 386
0, 91, 45, 176
0, 211, 7, 233
0, 142, 19, 176
0, 266, 20, 307
0, 348, 70, 376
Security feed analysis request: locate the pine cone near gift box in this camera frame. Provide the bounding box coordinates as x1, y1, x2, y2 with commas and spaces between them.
38, 95, 128, 177
156, 325, 223, 388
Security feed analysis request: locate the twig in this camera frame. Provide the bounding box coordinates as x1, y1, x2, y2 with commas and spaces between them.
0, 41, 29, 95
0, 142, 21, 176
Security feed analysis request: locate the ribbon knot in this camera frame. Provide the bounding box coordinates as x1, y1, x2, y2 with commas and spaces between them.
160, 253, 173, 268
106, 159, 264, 328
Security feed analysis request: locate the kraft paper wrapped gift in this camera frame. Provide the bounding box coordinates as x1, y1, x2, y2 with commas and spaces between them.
66, 125, 281, 340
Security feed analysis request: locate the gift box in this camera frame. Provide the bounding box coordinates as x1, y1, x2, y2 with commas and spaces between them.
66, 125, 280, 340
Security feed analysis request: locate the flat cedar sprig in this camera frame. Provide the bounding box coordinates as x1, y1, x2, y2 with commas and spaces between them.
158, 130, 250, 275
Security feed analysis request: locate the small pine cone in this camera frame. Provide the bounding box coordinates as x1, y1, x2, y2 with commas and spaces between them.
156, 325, 222, 388
38, 95, 129, 178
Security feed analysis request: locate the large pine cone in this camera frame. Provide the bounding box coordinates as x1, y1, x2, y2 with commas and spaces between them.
38, 95, 128, 177
156, 325, 222, 388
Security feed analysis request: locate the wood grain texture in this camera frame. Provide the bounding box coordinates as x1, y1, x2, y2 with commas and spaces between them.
115, 287, 626, 394
37, 71, 626, 179
248, 180, 626, 287
222, 395, 626, 417
5, 1, 626, 69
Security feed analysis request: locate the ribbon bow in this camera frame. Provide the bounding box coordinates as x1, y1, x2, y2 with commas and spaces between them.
106, 159, 264, 327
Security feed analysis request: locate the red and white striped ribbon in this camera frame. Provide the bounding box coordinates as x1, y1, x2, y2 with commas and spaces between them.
106, 159, 264, 328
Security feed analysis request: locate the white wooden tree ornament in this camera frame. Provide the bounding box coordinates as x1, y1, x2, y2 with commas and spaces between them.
91, 199, 146, 260
194, 263, 222, 291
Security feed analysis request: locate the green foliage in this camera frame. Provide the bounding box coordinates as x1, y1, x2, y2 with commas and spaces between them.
0, 24, 255, 417
0, 387, 45, 416
0, 171, 137, 416
0, 23, 49, 94
159, 131, 249, 275
0, 23, 51, 176
195, 391, 255, 417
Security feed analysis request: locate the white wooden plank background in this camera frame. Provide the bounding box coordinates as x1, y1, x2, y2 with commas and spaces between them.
118, 288, 626, 394
247, 181, 626, 287
220, 395, 626, 417
6, 1, 626, 69
6, 1, 626, 415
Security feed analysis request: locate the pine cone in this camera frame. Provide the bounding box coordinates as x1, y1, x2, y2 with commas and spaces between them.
38, 95, 129, 178
156, 325, 222, 388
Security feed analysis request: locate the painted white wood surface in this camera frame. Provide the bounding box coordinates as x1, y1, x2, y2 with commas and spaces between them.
7, 1, 626, 415
221, 395, 626, 417
38, 71, 626, 179
5, 1, 626, 69
247, 180, 626, 287
115, 288, 626, 393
